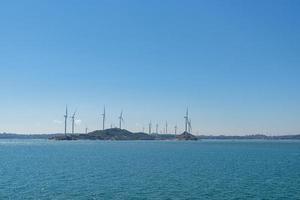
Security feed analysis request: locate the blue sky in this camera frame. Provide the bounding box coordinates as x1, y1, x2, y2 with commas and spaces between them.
0, 0, 299, 135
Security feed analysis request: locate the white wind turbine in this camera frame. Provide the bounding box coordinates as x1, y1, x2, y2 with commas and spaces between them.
184, 108, 189, 132
64, 105, 68, 136
71, 109, 77, 134
102, 106, 106, 130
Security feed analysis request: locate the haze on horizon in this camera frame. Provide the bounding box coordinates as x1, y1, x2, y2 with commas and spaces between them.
0, 0, 299, 136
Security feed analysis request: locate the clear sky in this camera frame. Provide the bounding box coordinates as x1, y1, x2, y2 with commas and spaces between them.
0, 0, 299, 135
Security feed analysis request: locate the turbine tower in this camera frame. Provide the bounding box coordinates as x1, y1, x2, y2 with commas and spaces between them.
149, 121, 152, 134
174, 125, 178, 135
102, 106, 106, 130
71, 109, 77, 134
184, 108, 189, 132
188, 119, 192, 133
165, 121, 168, 134
119, 111, 124, 129
64, 105, 68, 136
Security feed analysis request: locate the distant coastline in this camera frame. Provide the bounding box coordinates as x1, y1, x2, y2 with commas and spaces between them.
0, 129, 299, 140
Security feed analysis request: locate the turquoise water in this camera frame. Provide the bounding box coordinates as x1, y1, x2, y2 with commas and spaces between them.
0, 140, 299, 199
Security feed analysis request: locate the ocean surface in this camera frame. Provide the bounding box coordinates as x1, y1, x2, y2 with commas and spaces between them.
0, 139, 299, 200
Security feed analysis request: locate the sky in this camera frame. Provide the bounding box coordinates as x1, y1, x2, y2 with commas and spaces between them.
0, 0, 299, 135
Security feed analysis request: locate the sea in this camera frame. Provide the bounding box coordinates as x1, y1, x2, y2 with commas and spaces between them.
0, 139, 299, 200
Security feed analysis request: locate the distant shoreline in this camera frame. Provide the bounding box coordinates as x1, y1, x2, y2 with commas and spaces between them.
0, 130, 299, 140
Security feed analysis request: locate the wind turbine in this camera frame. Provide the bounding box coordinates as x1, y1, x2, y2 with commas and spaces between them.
149, 121, 152, 134
119, 111, 124, 129
102, 106, 106, 130
64, 105, 68, 136
71, 109, 77, 134
184, 108, 189, 132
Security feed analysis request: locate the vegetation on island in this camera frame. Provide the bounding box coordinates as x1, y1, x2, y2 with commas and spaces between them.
49, 128, 197, 141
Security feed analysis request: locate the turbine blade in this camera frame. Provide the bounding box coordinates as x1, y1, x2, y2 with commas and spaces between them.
73, 109, 77, 117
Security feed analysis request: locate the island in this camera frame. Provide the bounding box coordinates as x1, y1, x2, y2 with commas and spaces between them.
49, 128, 198, 141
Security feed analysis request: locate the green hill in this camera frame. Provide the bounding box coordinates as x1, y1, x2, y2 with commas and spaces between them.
51, 128, 155, 140
50, 128, 197, 141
